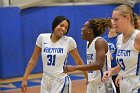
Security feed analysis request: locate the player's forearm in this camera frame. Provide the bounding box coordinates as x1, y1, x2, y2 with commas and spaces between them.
23, 60, 37, 80
75, 65, 90, 71
75, 62, 103, 71
110, 65, 120, 75
75, 57, 85, 65
74, 57, 90, 72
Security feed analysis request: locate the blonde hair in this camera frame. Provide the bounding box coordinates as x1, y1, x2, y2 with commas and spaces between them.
114, 5, 138, 28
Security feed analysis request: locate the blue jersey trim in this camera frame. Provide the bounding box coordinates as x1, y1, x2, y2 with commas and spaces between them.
60, 76, 70, 93
67, 76, 70, 93
61, 77, 66, 93
100, 70, 103, 81
136, 52, 140, 76
138, 88, 140, 93
105, 55, 108, 71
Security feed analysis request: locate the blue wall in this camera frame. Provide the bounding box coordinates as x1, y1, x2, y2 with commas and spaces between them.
134, 2, 140, 15
0, 7, 24, 78
0, 3, 139, 78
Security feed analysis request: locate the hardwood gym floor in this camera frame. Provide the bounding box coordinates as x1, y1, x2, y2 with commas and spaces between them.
0, 71, 87, 93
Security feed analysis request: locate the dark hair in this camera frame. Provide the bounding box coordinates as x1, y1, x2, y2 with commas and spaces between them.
88, 18, 111, 36
52, 16, 70, 35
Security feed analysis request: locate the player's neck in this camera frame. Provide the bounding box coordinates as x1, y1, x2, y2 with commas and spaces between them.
122, 28, 134, 44
50, 34, 61, 43
87, 37, 95, 48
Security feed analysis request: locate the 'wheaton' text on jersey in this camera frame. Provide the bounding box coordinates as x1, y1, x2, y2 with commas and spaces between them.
117, 50, 131, 56
44, 47, 63, 53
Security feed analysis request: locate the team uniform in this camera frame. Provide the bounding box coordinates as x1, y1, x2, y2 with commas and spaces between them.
116, 29, 140, 93
104, 34, 120, 93
36, 33, 77, 93
103, 34, 118, 68
86, 37, 116, 93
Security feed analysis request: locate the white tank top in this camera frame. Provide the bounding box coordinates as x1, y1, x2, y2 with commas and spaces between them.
36, 33, 77, 76
116, 29, 140, 77
87, 37, 111, 82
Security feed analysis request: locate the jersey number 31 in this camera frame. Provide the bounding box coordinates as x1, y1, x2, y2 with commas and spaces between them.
47, 55, 56, 66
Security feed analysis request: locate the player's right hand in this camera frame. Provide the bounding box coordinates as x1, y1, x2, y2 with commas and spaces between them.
21, 79, 27, 93
102, 71, 112, 81
64, 65, 76, 73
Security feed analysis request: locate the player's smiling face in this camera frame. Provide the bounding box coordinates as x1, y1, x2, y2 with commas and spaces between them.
54, 20, 69, 38
81, 21, 91, 40
112, 11, 128, 33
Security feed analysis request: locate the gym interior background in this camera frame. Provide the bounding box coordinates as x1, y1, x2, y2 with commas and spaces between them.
0, 0, 140, 79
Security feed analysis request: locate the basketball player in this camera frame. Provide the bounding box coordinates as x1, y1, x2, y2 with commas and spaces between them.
102, 5, 140, 93
64, 18, 115, 93
21, 15, 87, 93
103, 23, 120, 93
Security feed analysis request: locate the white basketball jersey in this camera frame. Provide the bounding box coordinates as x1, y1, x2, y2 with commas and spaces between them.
116, 29, 140, 77
36, 33, 77, 76
87, 37, 111, 82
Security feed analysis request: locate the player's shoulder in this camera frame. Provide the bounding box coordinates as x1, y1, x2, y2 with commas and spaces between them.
39, 33, 51, 36
135, 29, 140, 44
117, 33, 123, 40
95, 37, 106, 42
95, 37, 108, 47
63, 35, 75, 40
135, 29, 140, 36
38, 33, 51, 38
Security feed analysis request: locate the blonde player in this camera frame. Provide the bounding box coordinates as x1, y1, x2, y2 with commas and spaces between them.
102, 5, 140, 93
64, 18, 116, 93
21, 16, 87, 93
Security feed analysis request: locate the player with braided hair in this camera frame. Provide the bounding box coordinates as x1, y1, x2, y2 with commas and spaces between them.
64, 18, 116, 93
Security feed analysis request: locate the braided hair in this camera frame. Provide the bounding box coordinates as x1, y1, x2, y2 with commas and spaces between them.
88, 18, 111, 36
